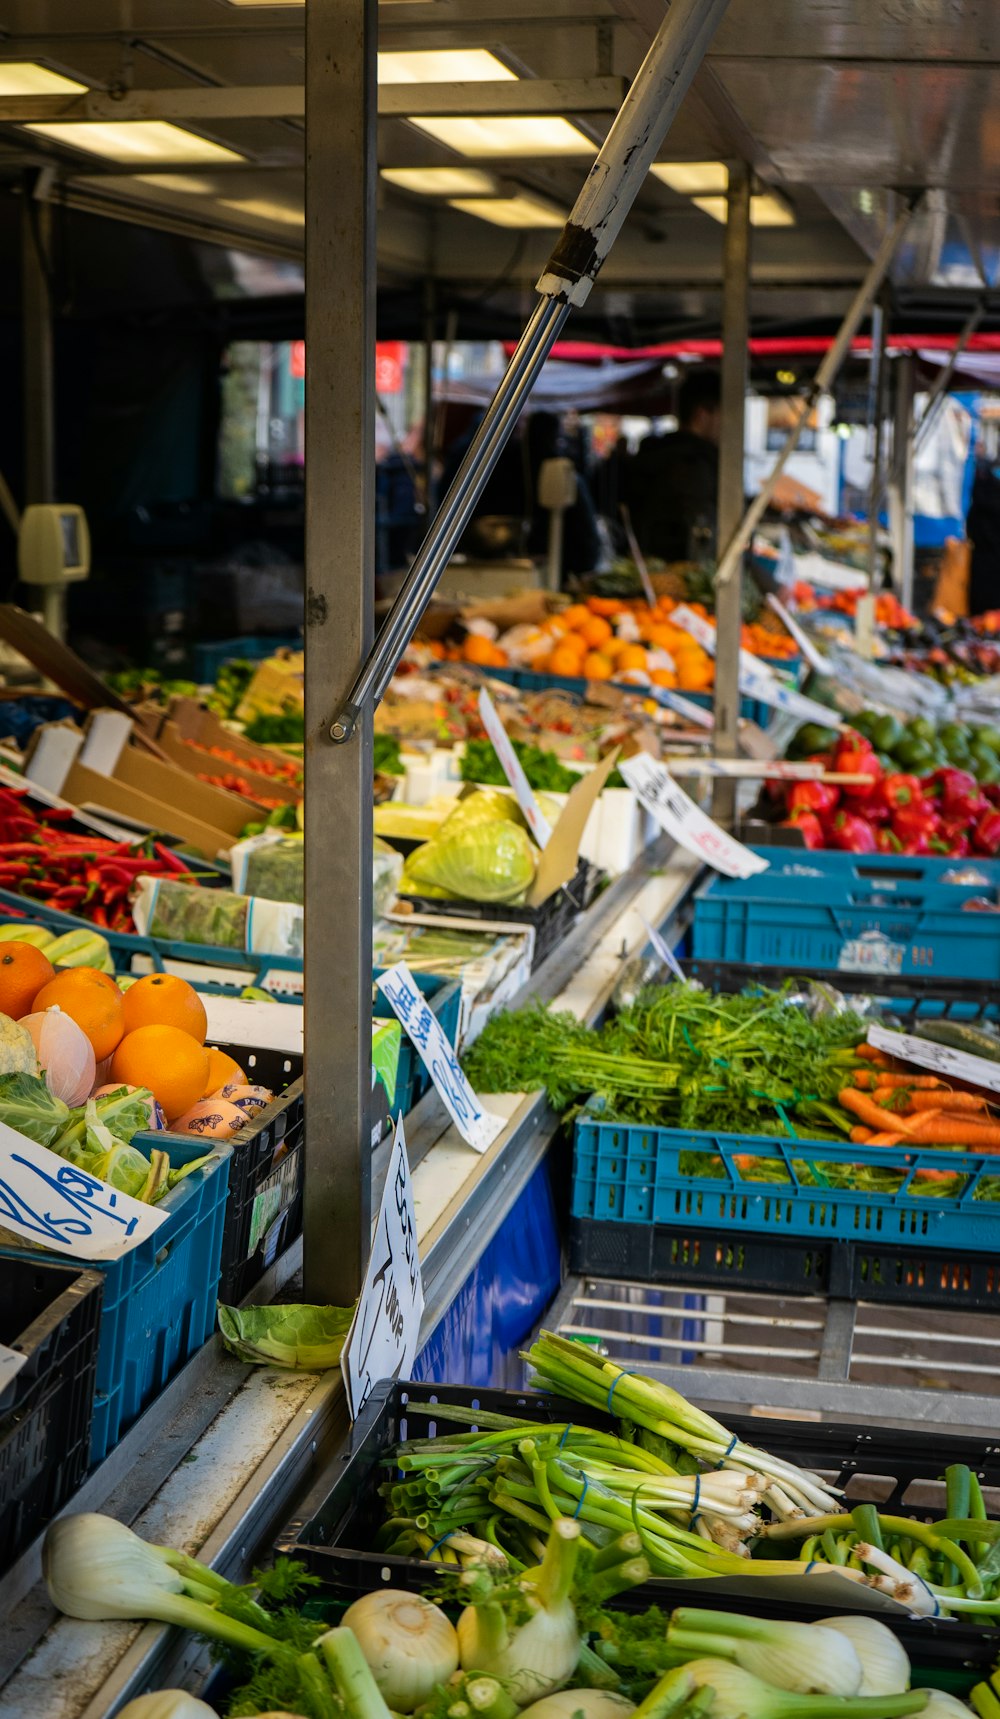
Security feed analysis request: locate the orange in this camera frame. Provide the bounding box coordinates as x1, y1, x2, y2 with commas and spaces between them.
549, 645, 584, 678
580, 615, 612, 649
111, 1025, 211, 1123
586, 596, 621, 617
33, 968, 125, 1061
617, 644, 649, 673
0, 943, 55, 1020
582, 651, 613, 680
651, 668, 679, 688
122, 973, 208, 1044
560, 603, 590, 629
203, 1046, 247, 1098
462, 632, 497, 666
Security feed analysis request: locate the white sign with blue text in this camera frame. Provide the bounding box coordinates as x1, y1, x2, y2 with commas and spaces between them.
376, 960, 505, 1153
0, 1123, 166, 1260
341, 1114, 423, 1420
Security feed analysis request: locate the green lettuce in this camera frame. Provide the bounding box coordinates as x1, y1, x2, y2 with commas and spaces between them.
402, 818, 537, 903
0, 1072, 70, 1145
217, 1303, 356, 1369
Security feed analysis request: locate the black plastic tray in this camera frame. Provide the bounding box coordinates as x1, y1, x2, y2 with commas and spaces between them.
275, 1379, 1000, 1673
568, 1216, 1000, 1311
0, 1258, 102, 1575
403, 858, 604, 970
684, 959, 1000, 1019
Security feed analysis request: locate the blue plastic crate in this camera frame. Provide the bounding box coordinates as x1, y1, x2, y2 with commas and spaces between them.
0, 1141, 231, 1465
373, 971, 462, 1118
571, 1117, 1000, 1252
693, 847, 1000, 977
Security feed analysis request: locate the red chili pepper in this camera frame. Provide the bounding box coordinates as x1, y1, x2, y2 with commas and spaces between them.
91, 905, 110, 928
0, 843, 43, 859
52, 885, 88, 907
153, 842, 189, 875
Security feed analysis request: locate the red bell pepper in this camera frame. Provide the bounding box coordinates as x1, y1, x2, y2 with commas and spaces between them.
787, 780, 839, 817
891, 802, 941, 848
828, 810, 877, 853
973, 808, 1000, 856
875, 827, 903, 854
782, 811, 824, 849
929, 768, 984, 818
877, 773, 924, 812
832, 735, 881, 799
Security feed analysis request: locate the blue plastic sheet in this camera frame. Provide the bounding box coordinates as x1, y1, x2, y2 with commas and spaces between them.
412, 1159, 561, 1389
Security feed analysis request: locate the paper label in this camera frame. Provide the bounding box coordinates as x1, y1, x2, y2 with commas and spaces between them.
868, 1023, 1000, 1094
671, 604, 843, 727
765, 593, 830, 675
837, 932, 905, 976
341, 1115, 423, 1420
638, 913, 686, 981
248, 1147, 302, 1257
619, 754, 770, 879
0, 1342, 27, 1395
478, 688, 552, 848
376, 961, 505, 1152
644, 684, 715, 730
0, 1126, 167, 1260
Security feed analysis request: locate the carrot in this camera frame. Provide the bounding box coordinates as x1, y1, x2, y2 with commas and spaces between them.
855, 1045, 896, 1066
867, 1132, 907, 1146
901, 1114, 1000, 1148
839, 1087, 921, 1135
904, 1090, 992, 1113
850, 1127, 873, 1143
856, 1070, 943, 1091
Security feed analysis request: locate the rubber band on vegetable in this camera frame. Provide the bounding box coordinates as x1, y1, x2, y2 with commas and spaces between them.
426, 1530, 455, 1558
558, 1423, 573, 1450
716, 1432, 738, 1468
689, 1471, 702, 1528
606, 1370, 638, 1414
573, 1476, 590, 1520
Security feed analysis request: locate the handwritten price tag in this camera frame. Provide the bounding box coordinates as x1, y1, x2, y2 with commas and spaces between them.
0, 1124, 167, 1261
376, 961, 505, 1153
868, 1025, 1000, 1095
341, 1114, 423, 1420
619, 754, 769, 879
478, 688, 552, 848
671, 604, 843, 728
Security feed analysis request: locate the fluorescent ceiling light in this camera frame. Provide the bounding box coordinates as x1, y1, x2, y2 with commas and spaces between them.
23, 120, 244, 165
449, 193, 564, 228
133, 173, 219, 195
693, 193, 795, 227
382, 165, 495, 196
378, 50, 515, 85
651, 160, 728, 194
219, 197, 304, 226
0, 62, 87, 95
409, 115, 594, 157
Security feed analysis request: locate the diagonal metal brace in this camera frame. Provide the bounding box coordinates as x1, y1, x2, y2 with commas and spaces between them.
329, 0, 732, 742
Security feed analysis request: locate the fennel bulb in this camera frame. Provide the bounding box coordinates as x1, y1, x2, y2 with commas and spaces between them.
517, 1693, 635, 1719
915, 1697, 972, 1719
341, 1591, 459, 1711
667, 1609, 862, 1697
815, 1617, 910, 1697
117, 1696, 219, 1719
458, 1519, 581, 1707
674, 1658, 927, 1719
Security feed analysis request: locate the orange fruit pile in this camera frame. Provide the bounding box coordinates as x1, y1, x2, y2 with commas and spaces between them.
530, 596, 715, 692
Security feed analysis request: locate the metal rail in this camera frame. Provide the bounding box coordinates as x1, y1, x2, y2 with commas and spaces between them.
330, 0, 732, 740
714, 197, 919, 590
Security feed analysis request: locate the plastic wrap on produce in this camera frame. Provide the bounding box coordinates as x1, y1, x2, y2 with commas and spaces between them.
132, 874, 303, 957
231, 832, 304, 904
374, 839, 403, 917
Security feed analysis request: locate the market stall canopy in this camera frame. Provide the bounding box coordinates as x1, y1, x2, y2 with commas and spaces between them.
0, 0, 998, 342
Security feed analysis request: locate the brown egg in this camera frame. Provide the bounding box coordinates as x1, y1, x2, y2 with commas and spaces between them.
170, 1097, 248, 1139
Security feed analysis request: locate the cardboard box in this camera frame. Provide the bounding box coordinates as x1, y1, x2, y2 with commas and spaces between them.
155, 701, 300, 806
24, 712, 260, 858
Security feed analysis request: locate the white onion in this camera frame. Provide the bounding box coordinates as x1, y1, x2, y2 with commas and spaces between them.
342, 1590, 459, 1711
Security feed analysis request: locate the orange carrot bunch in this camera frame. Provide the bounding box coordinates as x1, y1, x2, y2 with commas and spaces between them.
840, 1047, 1000, 1150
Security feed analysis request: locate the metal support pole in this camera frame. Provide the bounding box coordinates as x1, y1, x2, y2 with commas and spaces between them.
914, 297, 985, 455
712, 163, 751, 826
865, 292, 889, 590
889, 353, 916, 611
331, 0, 732, 739
714, 199, 918, 592
302, 0, 376, 1303
21, 186, 55, 504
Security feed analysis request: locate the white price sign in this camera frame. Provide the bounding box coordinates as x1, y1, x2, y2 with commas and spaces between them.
644, 683, 715, 730
671, 603, 843, 728
478, 688, 552, 848
0, 1124, 167, 1260
619, 754, 770, 879
341, 1115, 423, 1420
867, 1025, 1000, 1096
376, 961, 505, 1153
0, 1342, 27, 1396
638, 913, 686, 981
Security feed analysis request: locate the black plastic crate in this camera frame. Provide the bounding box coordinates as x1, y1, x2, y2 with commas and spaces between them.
684, 959, 1000, 1020
568, 1216, 1000, 1311
134, 1041, 304, 1307
0, 1259, 102, 1575
276, 1379, 1000, 1673
403, 858, 605, 971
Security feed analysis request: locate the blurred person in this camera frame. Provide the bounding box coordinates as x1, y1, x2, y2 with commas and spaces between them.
626, 370, 721, 561
967, 455, 1000, 617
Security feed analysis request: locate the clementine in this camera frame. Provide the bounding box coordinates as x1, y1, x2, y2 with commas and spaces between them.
121, 972, 208, 1044
549, 645, 583, 678
0, 943, 56, 1021
617, 644, 649, 673
580, 614, 613, 649
111, 1025, 211, 1122
202, 1045, 248, 1097
33, 968, 125, 1060
560, 603, 590, 629
582, 651, 613, 680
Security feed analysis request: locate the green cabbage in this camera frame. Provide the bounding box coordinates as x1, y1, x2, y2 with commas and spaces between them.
440, 788, 521, 832
0, 1072, 69, 1145
217, 1302, 355, 1368
402, 818, 537, 903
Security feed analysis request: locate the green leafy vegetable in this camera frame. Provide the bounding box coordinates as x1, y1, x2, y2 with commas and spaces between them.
402, 820, 537, 904
373, 733, 404, 776
0, 1071, 69, 1144
462, 738, 582, 793
217, 1302, 356, 1368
